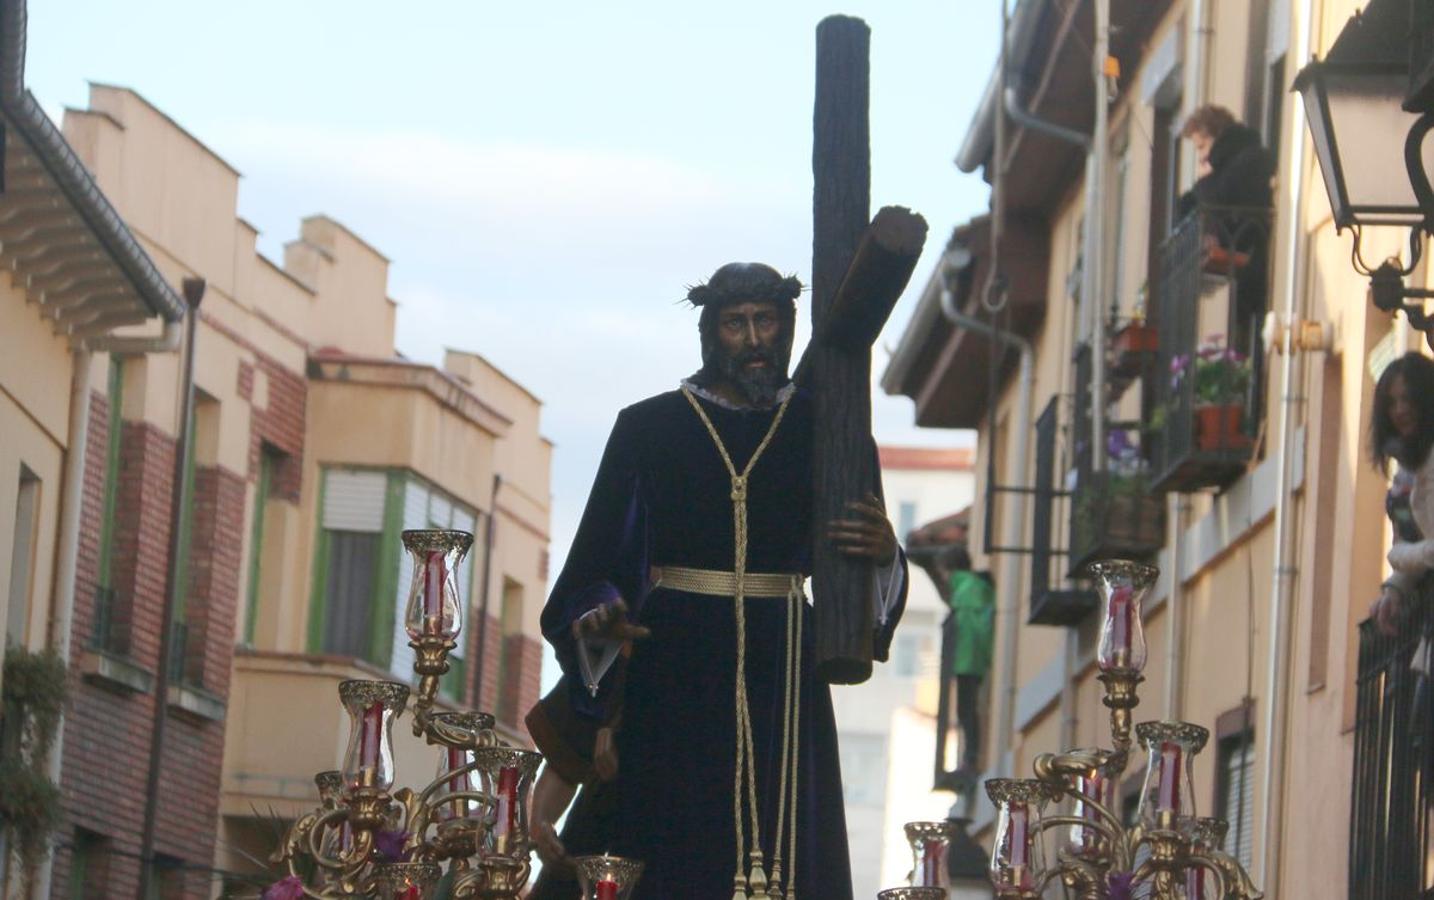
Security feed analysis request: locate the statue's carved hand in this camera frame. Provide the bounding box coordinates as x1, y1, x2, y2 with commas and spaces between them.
827, 493, 898, 567
572, 598, 651, 643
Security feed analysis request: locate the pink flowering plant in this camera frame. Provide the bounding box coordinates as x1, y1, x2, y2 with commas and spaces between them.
1169, 335, 1251, 406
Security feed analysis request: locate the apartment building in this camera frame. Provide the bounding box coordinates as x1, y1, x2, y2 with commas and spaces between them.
0, 81, 554, 897
884, 1, 1419, 897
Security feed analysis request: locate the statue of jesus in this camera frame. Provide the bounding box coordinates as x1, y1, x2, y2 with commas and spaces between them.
540, 262, 907, 899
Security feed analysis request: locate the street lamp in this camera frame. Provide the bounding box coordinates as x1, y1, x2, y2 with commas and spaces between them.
1294, 33, 1434, 341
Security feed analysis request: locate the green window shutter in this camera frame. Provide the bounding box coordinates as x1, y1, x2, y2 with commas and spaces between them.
243, 451, 276, 646
306, 472, 331, 654
96, 358, 124, 590
368, 471, 407, 668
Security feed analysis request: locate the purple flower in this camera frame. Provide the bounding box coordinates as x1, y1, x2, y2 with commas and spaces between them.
1107, 429, 1137, 461
374, 829, 413, 863
262, 876, 306, 900
1107, 871, 1136, 900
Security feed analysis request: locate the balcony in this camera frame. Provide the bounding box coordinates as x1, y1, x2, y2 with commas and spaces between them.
1149, 206, 1272, 493
1027, 395, 1097, 626
1350, 600, 1434, 899
1066, 344, 1166, 576
221, 649, 527, 820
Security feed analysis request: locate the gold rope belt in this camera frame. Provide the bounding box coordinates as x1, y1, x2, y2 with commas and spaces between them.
650, 565, 804, 599
681, 387, 800, 900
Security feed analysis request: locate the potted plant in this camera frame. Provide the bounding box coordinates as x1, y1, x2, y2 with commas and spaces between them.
1169, 336, 1252, 451
1068, 430, 1167, 572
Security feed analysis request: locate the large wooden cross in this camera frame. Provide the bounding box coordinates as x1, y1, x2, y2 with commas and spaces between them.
803, 16, 928, 684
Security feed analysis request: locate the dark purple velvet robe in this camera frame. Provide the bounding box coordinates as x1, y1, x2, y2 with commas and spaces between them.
541, 387, 907, 899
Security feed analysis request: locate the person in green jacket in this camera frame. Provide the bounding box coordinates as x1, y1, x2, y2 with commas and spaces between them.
943, 546, 994, 775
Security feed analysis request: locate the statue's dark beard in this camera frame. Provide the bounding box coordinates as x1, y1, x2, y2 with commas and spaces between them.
718, 344, 791, 407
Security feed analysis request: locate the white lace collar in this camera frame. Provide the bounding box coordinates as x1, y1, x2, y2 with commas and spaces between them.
680, 378, 796, 412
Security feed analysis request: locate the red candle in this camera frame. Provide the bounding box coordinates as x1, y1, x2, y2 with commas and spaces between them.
919, 838, 944, 885
493, 765, 520, 850
596, 877, 619, 900
401, 889, 420, 900
1186, 868, 1207, 900
1077, 772, 1106, 854
442, 747, 468, 819
359, 702, 383, 786
423, 550, 447, 635
1004, 803, 1036, 889
1157, 741, 1183, 814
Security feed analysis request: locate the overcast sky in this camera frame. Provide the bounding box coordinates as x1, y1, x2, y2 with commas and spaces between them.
27, 0, 997, 603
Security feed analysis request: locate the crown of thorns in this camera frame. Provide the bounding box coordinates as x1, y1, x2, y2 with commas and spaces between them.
685, 262, 803, 309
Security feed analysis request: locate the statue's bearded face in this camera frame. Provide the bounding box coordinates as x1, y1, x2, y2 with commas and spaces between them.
708, 300, 793, 406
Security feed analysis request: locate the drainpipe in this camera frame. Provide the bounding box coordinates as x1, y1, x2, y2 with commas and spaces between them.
1003, 88, 1091, 151
34, 316, 182, 900
1164, 496, 1188, 719
1085, 0, 1111, 473
472, 473, 502, 706
940, 279, 1033, 770
137, 278, 206, 900
1257, 1, 1313, 895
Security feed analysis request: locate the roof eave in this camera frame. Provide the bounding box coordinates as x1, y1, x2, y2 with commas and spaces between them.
0, 0, 184, 324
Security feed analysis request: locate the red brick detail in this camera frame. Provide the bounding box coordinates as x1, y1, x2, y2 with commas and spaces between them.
56, 408, 236, 896
236, 361, 254, 402
473, 613, 501, 715
497, 634, 542, 729
247, 354, 306, 502
183, 466, 246, 691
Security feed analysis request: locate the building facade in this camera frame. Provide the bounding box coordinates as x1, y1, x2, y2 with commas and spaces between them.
11, 84, 554, 898
833, 446, 974, 899
884, 1, 1416, 897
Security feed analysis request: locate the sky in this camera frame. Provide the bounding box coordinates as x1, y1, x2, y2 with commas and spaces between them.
26, 0, 998, 623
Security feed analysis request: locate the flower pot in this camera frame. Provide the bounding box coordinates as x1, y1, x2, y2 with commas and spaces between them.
1111, 323, 1159, 379
1113, 322, 1158, 355
1193, 403, 1250, 451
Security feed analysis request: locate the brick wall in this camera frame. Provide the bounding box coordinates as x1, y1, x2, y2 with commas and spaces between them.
54, 332, 307, 897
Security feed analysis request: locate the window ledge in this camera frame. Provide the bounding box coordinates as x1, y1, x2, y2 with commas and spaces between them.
80, 649, 155, 695
167, 682, 226, 723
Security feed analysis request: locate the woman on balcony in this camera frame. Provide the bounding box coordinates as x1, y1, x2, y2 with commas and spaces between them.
1370, 352, 1434, 644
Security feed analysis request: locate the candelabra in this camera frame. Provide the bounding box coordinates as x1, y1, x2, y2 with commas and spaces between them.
266, 529, 544, 899
983, 560, 1264, 900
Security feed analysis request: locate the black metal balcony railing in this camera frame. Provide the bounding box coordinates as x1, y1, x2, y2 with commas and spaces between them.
1028, 395, 1097, 625
1350, 598, 1434, 900
1149, 205, 1273, 493
1065, 343, 1166, 575
90, 585, 128, 657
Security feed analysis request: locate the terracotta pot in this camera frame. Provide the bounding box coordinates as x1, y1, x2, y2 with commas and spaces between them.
1194, 403, 1250, 451
1113, 323, 1158, 355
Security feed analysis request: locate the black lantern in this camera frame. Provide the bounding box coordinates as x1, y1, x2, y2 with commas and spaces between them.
1294, 2, 1434, 343
1294, 59, 1434, 230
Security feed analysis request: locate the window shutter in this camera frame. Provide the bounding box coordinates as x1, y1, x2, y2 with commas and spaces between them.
323, 470, 387, 532
1223, 741, 1257, 868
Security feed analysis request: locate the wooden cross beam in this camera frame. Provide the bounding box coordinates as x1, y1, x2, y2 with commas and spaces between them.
808, 16, 928, 684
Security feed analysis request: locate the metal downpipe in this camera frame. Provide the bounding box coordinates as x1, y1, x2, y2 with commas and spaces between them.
1257, 0, 1314, 894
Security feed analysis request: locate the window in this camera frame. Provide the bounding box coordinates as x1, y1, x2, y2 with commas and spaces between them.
145, 852, 185, 900
243, 447, 282, 647
312, 469, 388, 662
894, 630, 935, 679
6, 465, 40, 646
92, 357, 125, 653
897, 501, 917, 542
312, 469, 479, 675
495, 578, 524, 724
67, 829, 111, 900
839, 733, 887, 807
1216, 731, 1256, 869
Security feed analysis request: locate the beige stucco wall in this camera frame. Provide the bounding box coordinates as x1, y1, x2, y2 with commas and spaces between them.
0, 274, 69, 655
963, 3, 1429, 896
